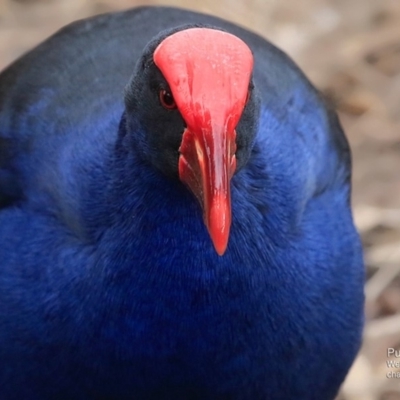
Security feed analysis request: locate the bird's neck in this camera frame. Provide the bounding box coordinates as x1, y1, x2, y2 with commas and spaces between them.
84, 119, 215, 270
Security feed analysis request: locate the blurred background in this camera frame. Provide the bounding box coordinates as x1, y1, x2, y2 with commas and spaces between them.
0, 0, 399, 398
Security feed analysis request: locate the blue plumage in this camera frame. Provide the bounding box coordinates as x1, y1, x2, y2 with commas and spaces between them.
0, 6, 364, 400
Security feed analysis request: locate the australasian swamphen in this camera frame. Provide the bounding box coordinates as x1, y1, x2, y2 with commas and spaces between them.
0, 6, 364, 400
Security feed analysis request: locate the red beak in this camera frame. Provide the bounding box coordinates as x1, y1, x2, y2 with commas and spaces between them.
178, 124, 237, 255
153, 28, 253, 255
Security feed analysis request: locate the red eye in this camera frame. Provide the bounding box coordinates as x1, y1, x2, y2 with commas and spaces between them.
159, 89, 177, 110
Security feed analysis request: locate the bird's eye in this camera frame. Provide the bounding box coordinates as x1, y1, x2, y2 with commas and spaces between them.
159, 89, 177, 110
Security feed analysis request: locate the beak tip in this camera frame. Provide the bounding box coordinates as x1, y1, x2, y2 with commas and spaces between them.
207, 200, 231, 256
215, 244, 228, 257
211, 233, 229, 256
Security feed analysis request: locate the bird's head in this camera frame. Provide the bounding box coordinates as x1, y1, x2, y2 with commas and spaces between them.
125, 25, 259, 256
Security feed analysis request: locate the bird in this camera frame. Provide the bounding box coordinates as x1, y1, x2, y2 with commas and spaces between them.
0, 6, 364, 400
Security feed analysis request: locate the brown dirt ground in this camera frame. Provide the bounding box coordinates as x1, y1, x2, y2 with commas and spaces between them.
1, 0, 399, 398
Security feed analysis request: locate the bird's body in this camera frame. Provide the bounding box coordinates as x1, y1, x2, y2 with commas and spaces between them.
0, 7, 364, 400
